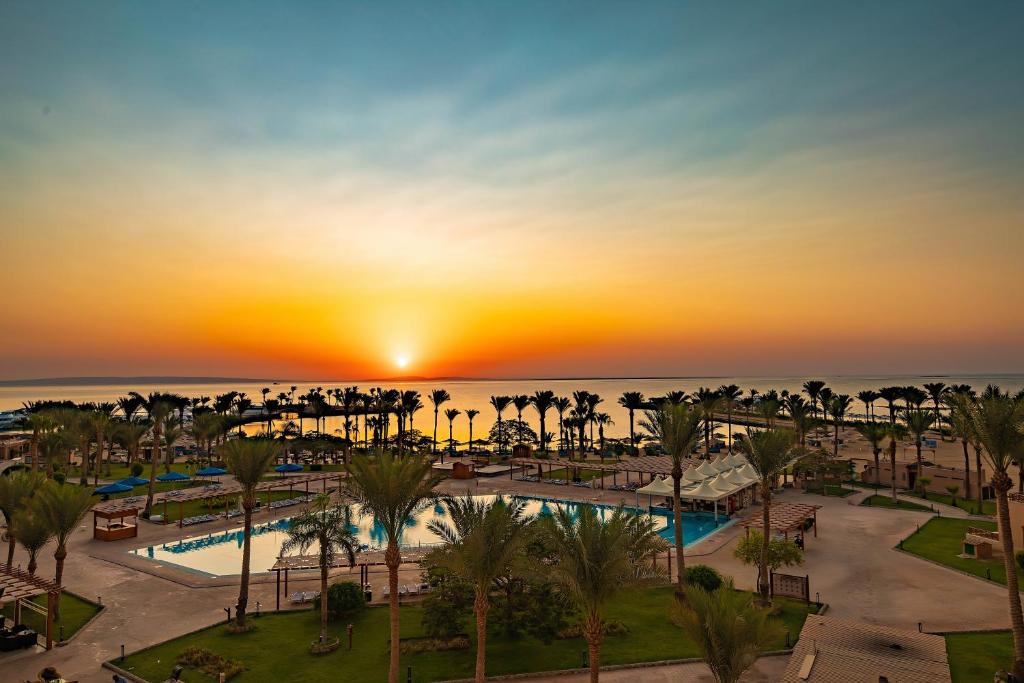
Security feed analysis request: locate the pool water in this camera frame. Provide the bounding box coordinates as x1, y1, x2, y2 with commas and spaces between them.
129, 495, 727, 577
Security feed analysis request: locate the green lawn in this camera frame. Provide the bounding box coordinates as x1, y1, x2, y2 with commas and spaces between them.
71, 462, 195, 482
116, 586, 815, 682
1, 592, 102, 641
804, 484, 856, 497
154, 489, 305, 522
541, 467, 605, 482
946, 631, 1012, 682
860, 495, 933, 512
901, 518, 1022, 589
905, 491, 995, 516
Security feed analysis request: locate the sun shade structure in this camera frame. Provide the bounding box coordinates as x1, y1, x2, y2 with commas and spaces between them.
156, 471, 191, 482
740, 501, 822, 539
115, 476, 149, 487
274, 463, 304, 473
635, 476, 675, 496
780, 615, 951, 682
195, 467, 227, 476
0, 564, 61, 649
94, 482, 133, 495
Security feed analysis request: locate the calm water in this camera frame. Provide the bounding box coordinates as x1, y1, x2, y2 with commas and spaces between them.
129, 494, 724, 577
4, 375, 1023, 443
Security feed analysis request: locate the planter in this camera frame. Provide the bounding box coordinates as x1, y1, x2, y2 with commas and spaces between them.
310, 636, 341, 655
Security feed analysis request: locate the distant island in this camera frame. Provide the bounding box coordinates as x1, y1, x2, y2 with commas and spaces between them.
0, 375, 486, 387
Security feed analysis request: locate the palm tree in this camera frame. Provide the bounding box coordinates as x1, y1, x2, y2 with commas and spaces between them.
429, 389, 451, 453
617, 392, 644, 454
428, 495, 532, 682
856, 422, 888, 486
946, 393, 975, 503
802, 381, 826, 420
923, 382, 948, 436
553, 397, 571, 455
489, 396, 512, 455
736, 428, 795, 605
857, 390, 880, 423
885, 423, 907, 504
903, 409, 936, 495
694, 388, 723, 458
445, 408, 461, 454
509, 395, 529, 446
878, 386, 903, 425
465, 409, 480, 453
142, 398, 173, 516
0, 470, 45, 565
33, 480, 93, 623
280, 495, 359, 645
718, 385, 742, 453
542, 504, 667, 683
162, 417, 182, 473
531, 390, 556, 452
21, 411, 54, 473
87, 406, 114, 483
346, 452, 439, 683
222, 438, 281, 630
584, 393, 603, 452
963, 393, 1024, 678
594, 413, 613, 454
640, 403, 702, 590
11, 508, 53, 576
827, 395, 853, 456
676, 580, 782, 683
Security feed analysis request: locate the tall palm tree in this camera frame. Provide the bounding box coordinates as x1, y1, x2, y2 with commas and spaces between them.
21, 411, 54, 472
428, 495, 532, 682
923, 382, 948, 436
857, 390, 880, 423
11, 507, 53, 576
0, 470, 45, 565
946, 393, 975, 503
641, 403, 702, 590
465, 409, 480, 453
143, 399, 173, 516
856, 422, 888, 486
584, 393, 604, 452
676, 580, 782, 683
445, 408, 461, 454
903, 409, 936, 495
429, 389, 451, 454
87, 406, 114, 484
878, 386, 904, 425
542, 504, 666, 683
346, 452, 439, 683
280, 495, 359, 645
531, 390, 556, 452
885, 423, 908, 504
963, 393, 1024, 678
511, 395, 530, 440
489, 396, 512, 455
162, 417, 182, 473
594, 413, 613, 454
34, 480, 93, 623
736, 428, 795, 605
222, 438, 281, 630
553, 397, 571, 455
802, 380, 826, 420
827, 394, 853, 456
694, 388, 723, 458
618, 392, 644, 454
718, 385, 742, 453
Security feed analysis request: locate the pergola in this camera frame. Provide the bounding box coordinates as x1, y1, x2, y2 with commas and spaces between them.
93, 507, 139, 541
92, 472, 344, 527
0, 564, 60, 649
740, 502, 822, 542
510, 455, 707, 487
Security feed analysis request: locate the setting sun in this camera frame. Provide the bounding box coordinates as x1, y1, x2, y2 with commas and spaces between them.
395, 355, 410, 370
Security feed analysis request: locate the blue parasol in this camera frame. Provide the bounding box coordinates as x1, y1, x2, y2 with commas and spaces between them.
274, 463, 304, 473
115, 476, 149, 487
156, 471, 191, 482
94, 482, 133, 495
196, 467, 227, 477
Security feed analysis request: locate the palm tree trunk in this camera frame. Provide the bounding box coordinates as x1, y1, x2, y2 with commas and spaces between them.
144, 434, 161, 516
320, 566, 329, 643
27, 552, 37, 576
890, 440, 898, 504
433, 409, 439, 453
236, 504, 253, 628
385, 541, 401, 683
976, 445, 984, 508
727, 408, 733, 453
759, 484, 771, 603
540, 413, 547, 452
53, 545, 67, 623
962, 440, 971, 501
672, 472, 685, 590
874, 448, 881, 487
584, 615, 603, 683
474, 590, 489, 683
915, 443, 923, 494
994, 476, 1024, 679
628, 410, 635, 454
6, 535, 16, 567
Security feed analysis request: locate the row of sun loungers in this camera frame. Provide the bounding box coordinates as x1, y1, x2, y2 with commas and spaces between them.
290, 590, 321, 604
608, 481, 642, 492
180, 513, 219, 527
380, 582, 431, 599
269, 494, 317, 510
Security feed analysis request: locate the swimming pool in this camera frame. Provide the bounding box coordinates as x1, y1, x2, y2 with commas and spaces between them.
129, 495, 728, 577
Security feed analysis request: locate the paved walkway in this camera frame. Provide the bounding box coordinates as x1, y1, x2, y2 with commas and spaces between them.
1, 476, 1013, 682
517, 655, 790, 682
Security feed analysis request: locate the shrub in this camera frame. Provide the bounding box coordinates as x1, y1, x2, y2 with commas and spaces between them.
310, 463, 323, 471
420, 567, 473, 639
53, 472, 66, 485
130, 462, 144, 477
685, 564, 723, 592
398, 635, 471, 654
557, 620, 627, 639
313, 581, 365, 620
734, 531, 804, 572
178, 646, 245, 680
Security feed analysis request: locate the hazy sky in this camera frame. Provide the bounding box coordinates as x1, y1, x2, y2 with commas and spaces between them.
1, 1, 1022, 380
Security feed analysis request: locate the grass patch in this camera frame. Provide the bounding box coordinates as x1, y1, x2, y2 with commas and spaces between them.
946, 631, 1012, 682
152, 489, 305, 522
70, 462, 194, 482
1, 592, 102, 641
541, 467, 605, 482
905, 491, 995, 516
117, 586, 815, 682
901, 518, 1022, 589
860, 495, 933, 512
804, 484, 856, 497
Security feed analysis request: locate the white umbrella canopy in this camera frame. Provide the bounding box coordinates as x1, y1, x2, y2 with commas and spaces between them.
722, 453, 746, 468
721, 468, 752, 487
680, 478, 730, 501
636, 476, 675, 497
695, 461, 719, 478
710, 454, 732, 472
737, 463, 759, 481
682, 466, 705, 483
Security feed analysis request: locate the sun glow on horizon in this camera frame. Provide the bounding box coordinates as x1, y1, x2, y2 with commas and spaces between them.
395, 354, 410, 370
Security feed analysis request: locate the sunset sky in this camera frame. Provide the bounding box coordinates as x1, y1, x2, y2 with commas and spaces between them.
1, 2, 1022, 380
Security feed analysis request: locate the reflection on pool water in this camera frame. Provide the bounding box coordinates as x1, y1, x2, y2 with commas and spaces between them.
129, 495, 729, 577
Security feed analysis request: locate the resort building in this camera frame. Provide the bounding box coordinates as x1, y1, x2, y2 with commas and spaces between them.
861, 460, 989, 499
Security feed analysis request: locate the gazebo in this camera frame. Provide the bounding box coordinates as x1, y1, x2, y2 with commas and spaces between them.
0, 564, 61, 649
93, 506, 139, 541
740, 502, 822, 542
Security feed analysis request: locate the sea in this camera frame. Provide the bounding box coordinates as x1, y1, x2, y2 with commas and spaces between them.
3, 375, 1023, 443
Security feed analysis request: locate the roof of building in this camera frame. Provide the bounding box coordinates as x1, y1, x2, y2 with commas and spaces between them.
780, 615, 951, 683
740, 501, 821, 533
